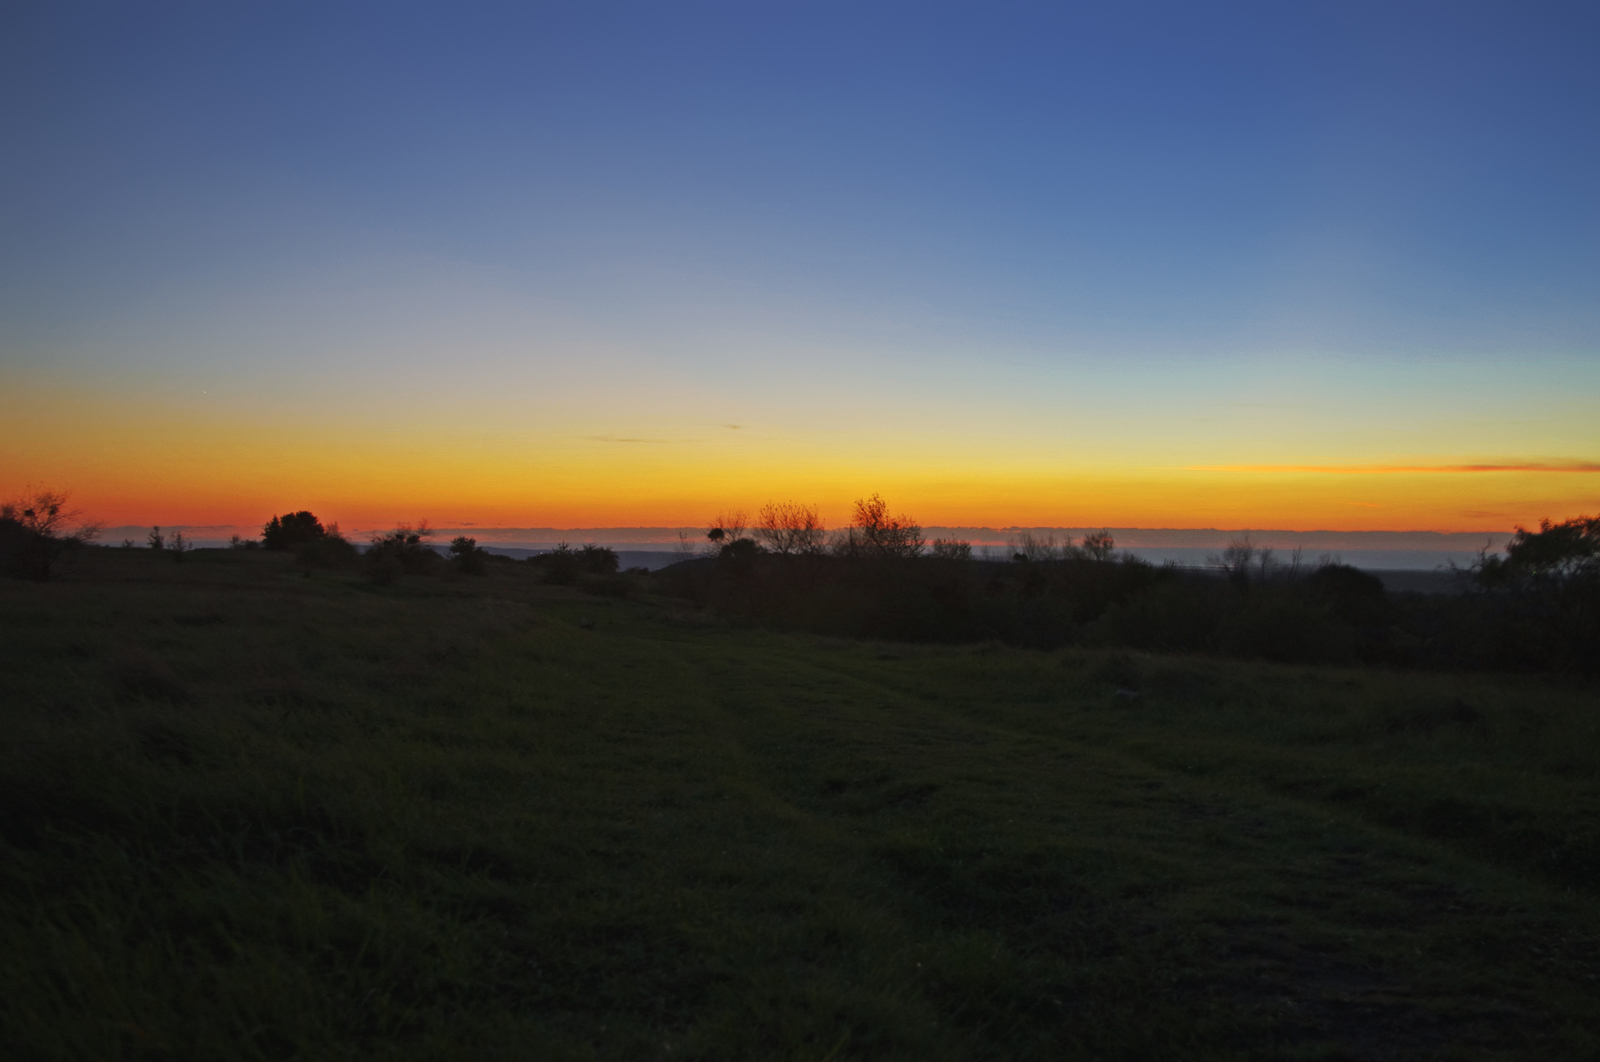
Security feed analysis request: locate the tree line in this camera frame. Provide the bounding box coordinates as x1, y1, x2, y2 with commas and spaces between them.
661, 495, 1600, 675
4, 487, 1596, 672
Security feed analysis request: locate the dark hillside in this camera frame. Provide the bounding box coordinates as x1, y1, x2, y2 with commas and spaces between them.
3, 548, 1598, 1059
657, 546, 1597, 673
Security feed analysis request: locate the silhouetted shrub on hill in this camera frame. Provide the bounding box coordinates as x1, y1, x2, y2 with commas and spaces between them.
525, 542, 615, 584
449, 536, 489, 575
0, 489, 99, 581
716, 537, 764, 583
1461, 514, 1600, 673
930, 538, 972, 561
1080, 529, 1116, 562
365, 524, 439, 584
1479, 514, 1600, 585
755, 502, 827, 555
262, 511, 327, 551
1306, 562, 1388, 625
659, 509, 1171, 647
529, 544, 580, 585
580, 544, 619, 574
657, 513, 1443, 664
296, 525, 358, 570
0, 517, 33, 578
522, 542, 630, 593
706, 509, 749, 548
832, 494, 923, 560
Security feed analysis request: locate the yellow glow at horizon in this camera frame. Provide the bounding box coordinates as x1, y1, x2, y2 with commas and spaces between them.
3, 375, 1595, 531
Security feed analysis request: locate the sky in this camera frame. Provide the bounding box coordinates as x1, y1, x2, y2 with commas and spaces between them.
3, 1, 1597, 533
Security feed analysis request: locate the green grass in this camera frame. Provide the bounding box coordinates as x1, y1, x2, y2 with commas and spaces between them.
3, 548, 1598, 1060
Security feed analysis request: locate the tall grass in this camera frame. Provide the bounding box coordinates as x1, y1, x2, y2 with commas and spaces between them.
3, 547, 1598, 1059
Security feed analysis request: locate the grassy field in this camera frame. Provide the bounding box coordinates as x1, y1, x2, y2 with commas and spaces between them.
3, 548, 1598, 1060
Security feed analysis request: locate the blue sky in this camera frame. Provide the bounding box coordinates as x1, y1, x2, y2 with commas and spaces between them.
3, 1, 1597, 529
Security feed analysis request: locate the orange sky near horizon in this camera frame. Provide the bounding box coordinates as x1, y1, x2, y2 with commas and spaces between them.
44, 472, 1590, 535
5, 375, 1593, 534
6, 7, 1600, 543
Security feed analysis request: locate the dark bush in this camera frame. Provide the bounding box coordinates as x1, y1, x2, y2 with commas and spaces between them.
365, 525, 439, 583
1093, 579, 1221, 654
527, 543, 619, 585
580, 544, 619, 574
653, 525, 1600, 673
0, 517, 52, 580
1459, 514, 1600, 673
449, 536, 489, 575
1220, 588, 1348, 663
1305, 562, 1387, 625
296, 530, 359, 570
530, 544, 581, 585
0, 490, 97, 581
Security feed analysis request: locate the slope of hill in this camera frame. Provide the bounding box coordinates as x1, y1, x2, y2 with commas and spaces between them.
3, 549, 1596, 1059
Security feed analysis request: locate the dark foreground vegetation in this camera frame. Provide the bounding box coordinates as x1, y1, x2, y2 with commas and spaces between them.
12, 492, 1593, 674
659, 500, 1600, 676
4, 543, 1599, 1060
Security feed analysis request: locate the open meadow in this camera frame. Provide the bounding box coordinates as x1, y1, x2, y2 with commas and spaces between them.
4, 548, 1599, 1060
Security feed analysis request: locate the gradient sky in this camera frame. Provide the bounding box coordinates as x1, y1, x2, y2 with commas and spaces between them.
3, 1, 1597, 532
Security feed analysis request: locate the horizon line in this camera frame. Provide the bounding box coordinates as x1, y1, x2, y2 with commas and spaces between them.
93, 523, 1518, 538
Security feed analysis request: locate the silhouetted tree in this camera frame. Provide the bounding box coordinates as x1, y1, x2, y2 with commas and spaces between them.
707, 509, 750, 550
449, 535, 489, 575
1469, 513, 1600, 673
835, 494, 923, 559
755, 501, 827, 555
1081, 530, 1116, 562
262, 511, 326, 551
365, 523, 437, 583
1013, 532, 1062, 563
1211, 534, 1256, 588
0, 489, 99, 580
1478, 514, 1600, 586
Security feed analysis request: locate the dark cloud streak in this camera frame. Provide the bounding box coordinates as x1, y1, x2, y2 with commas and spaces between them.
1189, 462, 1600, 475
